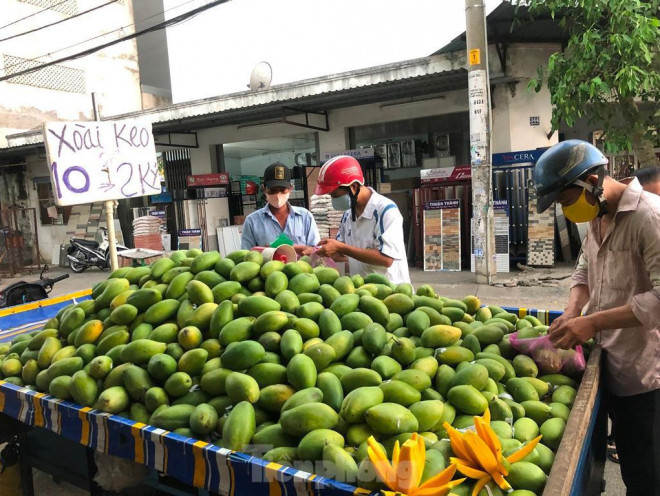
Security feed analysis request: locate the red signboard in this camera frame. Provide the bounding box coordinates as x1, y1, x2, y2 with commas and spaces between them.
420, 166, 472, 183
186, 173, 229, 187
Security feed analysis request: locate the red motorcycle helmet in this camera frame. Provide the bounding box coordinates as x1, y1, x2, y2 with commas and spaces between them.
314, 155, 364, 195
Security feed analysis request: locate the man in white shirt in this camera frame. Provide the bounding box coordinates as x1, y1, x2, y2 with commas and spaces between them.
314, 155, 410, 284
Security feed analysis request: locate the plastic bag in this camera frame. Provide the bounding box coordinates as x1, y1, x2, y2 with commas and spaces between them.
308, 247, 338, 269
509, 332, 586, 376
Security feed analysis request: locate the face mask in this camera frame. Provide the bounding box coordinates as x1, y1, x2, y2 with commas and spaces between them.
562, 188, 599, 223
266, 192, 289, 209
331, 193, 351, 211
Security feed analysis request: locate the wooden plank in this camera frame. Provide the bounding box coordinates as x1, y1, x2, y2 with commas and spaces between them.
543, 346, 603, 496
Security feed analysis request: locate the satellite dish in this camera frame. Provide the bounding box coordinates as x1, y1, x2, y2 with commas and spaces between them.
248, 62, 272, 91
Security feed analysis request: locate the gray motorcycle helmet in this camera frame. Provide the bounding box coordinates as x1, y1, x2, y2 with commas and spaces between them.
533, 139, 608, 213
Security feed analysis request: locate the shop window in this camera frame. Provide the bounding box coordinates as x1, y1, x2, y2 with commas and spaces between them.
350, 112, 470, 174
36, 182, 71, 225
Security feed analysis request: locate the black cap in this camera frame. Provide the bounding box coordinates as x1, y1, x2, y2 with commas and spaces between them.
263, 162, 292, 189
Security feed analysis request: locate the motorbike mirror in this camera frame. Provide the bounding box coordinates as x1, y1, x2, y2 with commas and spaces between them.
40, 264, 49, 279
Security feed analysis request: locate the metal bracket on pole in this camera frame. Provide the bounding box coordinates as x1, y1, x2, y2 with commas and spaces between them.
154, 132, 199, 149
281, 107, 329, 131
489, 21, 508, 74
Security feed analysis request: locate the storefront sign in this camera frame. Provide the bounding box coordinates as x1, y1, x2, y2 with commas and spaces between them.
423, 199, 460, 210
322, 148, 374, 162
178, 228, 202, 251
420, 166, 472, 183
492, 149, 547, 167
493, 200, 509, 212
149, 210, 166, 218
43, 119, 160, 206
186, 173, 229, 187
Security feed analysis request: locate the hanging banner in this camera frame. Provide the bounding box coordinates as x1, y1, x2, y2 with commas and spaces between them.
43, 119, 160, 206
420, 166, 472, 183
492, 149, 548, 167
186, 173, 230, 187
322, 148, 374, 162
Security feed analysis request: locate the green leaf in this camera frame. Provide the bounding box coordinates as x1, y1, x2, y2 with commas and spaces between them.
516, 0, 660, 156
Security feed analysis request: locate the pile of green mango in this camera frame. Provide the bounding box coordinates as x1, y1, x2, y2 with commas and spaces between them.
0, 248, 587, 496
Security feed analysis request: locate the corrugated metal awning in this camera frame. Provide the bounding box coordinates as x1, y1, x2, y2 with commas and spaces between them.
1, 55, 467, 152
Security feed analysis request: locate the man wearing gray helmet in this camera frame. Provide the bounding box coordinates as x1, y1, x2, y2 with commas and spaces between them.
533, 139, 660, 496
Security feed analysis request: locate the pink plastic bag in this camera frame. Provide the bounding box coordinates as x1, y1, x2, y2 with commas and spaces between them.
509, 332, 586, 376
308, 247, 339, 269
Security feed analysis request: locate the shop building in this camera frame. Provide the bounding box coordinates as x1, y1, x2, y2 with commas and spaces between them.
4, 3, 651, 272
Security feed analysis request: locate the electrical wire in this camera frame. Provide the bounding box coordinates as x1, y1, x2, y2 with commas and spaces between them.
0, 0, 71, 31
1, 0, 200, 73
0, 0, 119, 44
0, 0, 229, 83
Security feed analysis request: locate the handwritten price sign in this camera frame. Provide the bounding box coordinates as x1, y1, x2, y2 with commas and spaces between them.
43, 119, 161, 206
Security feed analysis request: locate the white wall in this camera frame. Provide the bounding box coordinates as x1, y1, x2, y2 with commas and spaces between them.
224, 157, 242, 177
491, 44, 560, 153
236, 149, 315, 177
0, 0, 142, 147
22, 153, 70, 262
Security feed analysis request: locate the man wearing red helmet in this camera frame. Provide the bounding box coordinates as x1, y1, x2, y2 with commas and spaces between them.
314, 155, 410, 284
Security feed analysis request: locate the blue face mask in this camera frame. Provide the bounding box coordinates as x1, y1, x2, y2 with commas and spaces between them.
331, 193, 351, 211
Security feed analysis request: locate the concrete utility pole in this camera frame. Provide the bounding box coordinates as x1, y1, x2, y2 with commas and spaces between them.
465, 0, 495, 284
92, 93, 119, 271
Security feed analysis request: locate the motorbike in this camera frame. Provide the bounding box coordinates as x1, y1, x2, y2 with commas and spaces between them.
0, 265, 69, 308
66, 226, 128, 273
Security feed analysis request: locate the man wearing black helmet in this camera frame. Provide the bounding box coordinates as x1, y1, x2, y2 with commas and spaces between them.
533, 139, 660, 496
240, 162, 319, 253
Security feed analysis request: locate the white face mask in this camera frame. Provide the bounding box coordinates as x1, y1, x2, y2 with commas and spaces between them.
266, 192, 289, 208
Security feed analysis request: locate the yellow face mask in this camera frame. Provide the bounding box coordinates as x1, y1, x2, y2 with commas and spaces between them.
561, 188, 599, 223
